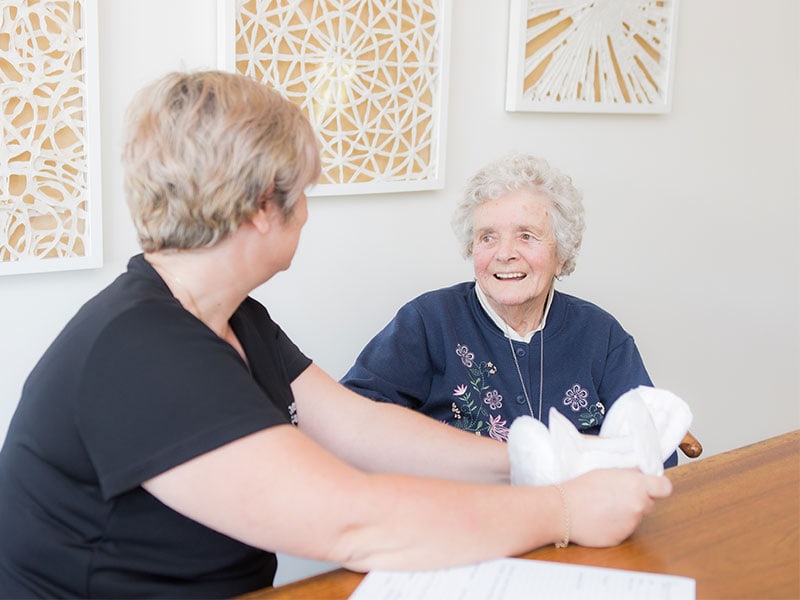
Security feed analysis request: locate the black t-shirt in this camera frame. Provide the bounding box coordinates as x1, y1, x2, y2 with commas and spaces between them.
0, 255, 312, 598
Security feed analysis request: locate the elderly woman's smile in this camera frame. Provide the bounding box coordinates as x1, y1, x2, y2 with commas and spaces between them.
472, 189, 564, 335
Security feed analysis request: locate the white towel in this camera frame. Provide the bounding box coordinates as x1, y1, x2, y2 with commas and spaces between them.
508, 386, 693, 487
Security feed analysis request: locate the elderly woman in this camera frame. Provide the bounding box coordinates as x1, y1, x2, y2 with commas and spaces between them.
341, 153, 674, 464
0, 72, 671, 599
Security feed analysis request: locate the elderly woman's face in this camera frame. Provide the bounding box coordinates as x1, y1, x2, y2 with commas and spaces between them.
472, 189, 564, 319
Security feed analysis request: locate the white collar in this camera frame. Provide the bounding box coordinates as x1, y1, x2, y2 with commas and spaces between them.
475, 283, 554, 343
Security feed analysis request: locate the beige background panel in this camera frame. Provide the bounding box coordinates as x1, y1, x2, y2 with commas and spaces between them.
0, 0, 95, 266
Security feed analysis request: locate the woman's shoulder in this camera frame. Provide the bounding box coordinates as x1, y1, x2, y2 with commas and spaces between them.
555, 289, 607, 311
238, 295, 274, 322
552, 290, 626, 327
411, 281, 475, 305
66, 259, 179, 338
392, 281, 477, 326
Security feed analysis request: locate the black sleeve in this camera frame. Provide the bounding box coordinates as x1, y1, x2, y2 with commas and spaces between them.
76, 304, 291, 500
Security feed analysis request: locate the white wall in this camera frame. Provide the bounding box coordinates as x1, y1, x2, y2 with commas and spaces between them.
1, 0, 797, 586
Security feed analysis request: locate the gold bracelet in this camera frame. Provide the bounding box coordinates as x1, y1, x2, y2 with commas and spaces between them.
554, 484, 570, 548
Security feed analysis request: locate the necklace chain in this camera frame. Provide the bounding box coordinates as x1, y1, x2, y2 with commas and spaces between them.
504, 323, 544, 421
149, 258, 245, 362
153, 262, 204, 322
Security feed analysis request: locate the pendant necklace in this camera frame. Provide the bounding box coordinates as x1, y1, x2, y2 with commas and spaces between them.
503, 321, 544, 421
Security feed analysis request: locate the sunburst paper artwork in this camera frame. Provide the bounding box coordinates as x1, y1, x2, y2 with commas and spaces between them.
506, 0, 679, 113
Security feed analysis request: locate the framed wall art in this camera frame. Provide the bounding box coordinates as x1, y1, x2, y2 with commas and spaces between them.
506, 0, 679, 114
0, 0, 103, 275
219, 0, 452, 196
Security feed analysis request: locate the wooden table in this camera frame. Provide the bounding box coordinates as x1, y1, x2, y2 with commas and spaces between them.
240, 430, 800, 600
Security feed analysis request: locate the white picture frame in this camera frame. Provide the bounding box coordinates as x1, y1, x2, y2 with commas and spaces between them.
0, 0, 103, 275
218, 0, 452, 197
505, 0, 680, 114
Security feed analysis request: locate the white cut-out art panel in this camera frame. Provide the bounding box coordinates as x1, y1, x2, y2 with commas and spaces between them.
219, 0, 452, 196
0, 0, 102, 275
506, 0, 679, 113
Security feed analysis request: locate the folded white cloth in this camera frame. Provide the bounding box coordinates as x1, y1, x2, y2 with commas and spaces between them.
508, 386, 693, 487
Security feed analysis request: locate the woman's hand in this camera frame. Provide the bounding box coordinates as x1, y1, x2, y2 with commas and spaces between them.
561, 468, 673, 547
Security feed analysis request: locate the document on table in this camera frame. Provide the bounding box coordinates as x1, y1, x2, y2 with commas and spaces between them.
348, 558, 695, 600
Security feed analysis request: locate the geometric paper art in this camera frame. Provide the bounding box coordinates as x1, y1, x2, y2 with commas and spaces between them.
219, 0, 452, 196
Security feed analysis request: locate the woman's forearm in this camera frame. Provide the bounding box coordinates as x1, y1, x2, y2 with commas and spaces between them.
143, 425, 671, 574
293, 364, 510, 484
331, 474, 563, 571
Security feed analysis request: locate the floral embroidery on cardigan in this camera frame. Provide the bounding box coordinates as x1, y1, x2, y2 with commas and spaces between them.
450, 344, 509, 441
562, 384, 605, 428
